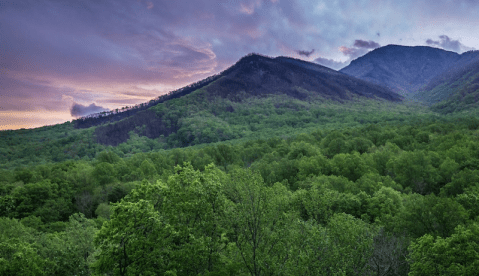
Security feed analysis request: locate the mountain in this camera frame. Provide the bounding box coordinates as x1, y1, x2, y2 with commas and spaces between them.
340, 45, 479, 95
415, 57, 479, 113
92, 54, 402, 146
203, 54, 401, 102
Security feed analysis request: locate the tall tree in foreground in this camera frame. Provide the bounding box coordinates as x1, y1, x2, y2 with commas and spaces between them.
92, 199, 171, 275
224, 169, 295, 276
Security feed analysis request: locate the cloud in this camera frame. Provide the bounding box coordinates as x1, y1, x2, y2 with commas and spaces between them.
316, 39, 380, 69
296, 49, 315, 57
426, 35, 475, 53
314, 57, 348, 70
339, 46, 368, 60
0, 0, 219, 86
0, 75, 71, 112
353, 40, 380, 49
338, 39, 381, 60
70, 103, 109, 118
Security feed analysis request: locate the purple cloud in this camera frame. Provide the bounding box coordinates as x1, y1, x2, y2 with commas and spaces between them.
296, 49, 315, 57
70, 103, 109, 118
314, 57, 347, 70
339, 46, 369, 60
353, 40, 381, 49
338, 39, 381, 60
426, 35, 475, 53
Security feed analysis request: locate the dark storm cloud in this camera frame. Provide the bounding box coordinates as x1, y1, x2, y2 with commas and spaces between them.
353, 40, 380, 49
314, 57, 347, 70
426, 35, 475, 53
70, 103, 109, 118
297, 49, 315, 57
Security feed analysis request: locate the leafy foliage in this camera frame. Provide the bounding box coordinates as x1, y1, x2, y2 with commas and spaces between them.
3, 110, 479, 275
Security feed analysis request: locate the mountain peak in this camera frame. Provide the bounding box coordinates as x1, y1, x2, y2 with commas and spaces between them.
341, 45, 466, 94
235, 53, 273, 64
91, 54, 401, 146
206, 52, 401, 102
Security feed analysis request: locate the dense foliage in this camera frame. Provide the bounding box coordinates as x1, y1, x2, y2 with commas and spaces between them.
2, 116, 479, 275
0, 98, 430, 170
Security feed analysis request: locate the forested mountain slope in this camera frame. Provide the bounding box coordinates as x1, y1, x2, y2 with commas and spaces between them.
1, 53, 411, 169
340, 45, 479, 95
93, 54, 402, 146
413, 57, 479, 113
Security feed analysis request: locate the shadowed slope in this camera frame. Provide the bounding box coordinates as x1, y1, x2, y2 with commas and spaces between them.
340, 45, 479, 95
418, 58, 479, 113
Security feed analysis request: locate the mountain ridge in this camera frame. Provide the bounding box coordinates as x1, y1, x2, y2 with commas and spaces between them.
91, 53, 402, 146
340, 45, 479, 95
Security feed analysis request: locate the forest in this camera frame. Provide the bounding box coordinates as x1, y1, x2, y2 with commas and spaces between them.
2, 114, 479, 275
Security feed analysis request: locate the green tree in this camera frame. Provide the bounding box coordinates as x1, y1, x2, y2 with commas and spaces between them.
159, 164, 230, 275
284, 220, 329, 275
225, 169, 295, 276
92, 200, 171, 275
387, 150, 440, 194
326, 213, 376, 275
0, 217, 46, 275
456, 186, 479, 219
62, 213, 97, 275
356, 173, 402, 196
441, 168, 479, 197
92, 162, 117, 185
331, 152, 370, 182
299, 180, 365, 223
348, 137, 374, 154
96, 150, 121, 164
391, 194, 468, 238
139, 159, 157, 179
0, 240, 46, 276
297, 154, 330, 181
409, 223, 479, 276
366, 186, 404, 224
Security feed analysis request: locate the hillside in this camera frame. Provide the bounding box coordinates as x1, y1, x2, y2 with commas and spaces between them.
412, 56, 479, 113
93, 54, 402, 146
1, 54, 416, 169
340, 45, 479, 95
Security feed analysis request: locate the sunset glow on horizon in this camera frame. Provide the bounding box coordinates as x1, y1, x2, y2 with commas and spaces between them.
2, 0, 479, 130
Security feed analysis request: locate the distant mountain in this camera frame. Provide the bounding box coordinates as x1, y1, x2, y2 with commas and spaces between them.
91, 54, 402, 146
340, 45, 479, 95
414, 58, 479, 113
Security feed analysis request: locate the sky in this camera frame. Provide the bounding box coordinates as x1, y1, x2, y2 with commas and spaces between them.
1, 0, 479, 130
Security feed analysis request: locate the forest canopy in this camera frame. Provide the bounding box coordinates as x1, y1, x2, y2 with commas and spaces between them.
2, 116, 479, 275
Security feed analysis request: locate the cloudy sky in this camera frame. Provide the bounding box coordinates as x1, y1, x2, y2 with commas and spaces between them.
1, 0, 479, 130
